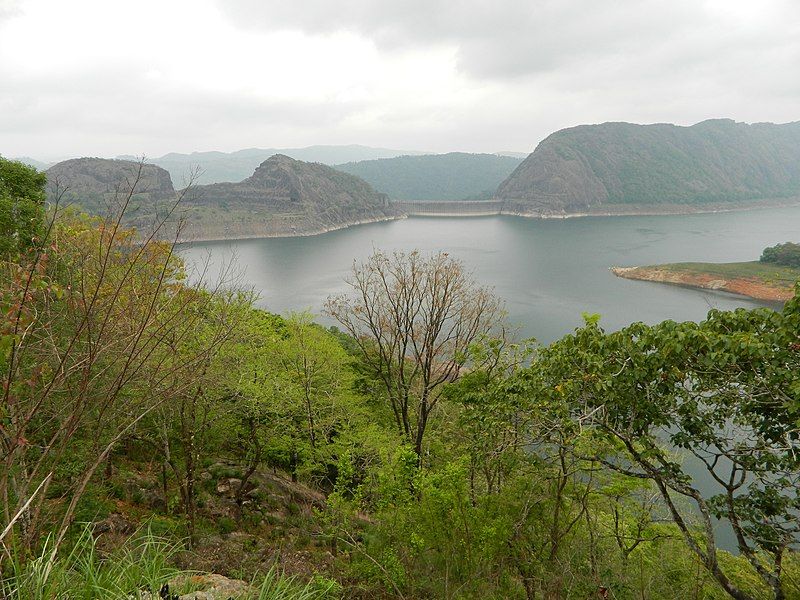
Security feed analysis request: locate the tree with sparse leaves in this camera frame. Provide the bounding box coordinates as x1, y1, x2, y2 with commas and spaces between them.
326, 250, 504, 457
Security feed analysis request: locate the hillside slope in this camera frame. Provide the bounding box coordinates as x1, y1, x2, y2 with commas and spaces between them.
335, 152, 523, 200
181, 154, 397, 239
496, 119, 800, 215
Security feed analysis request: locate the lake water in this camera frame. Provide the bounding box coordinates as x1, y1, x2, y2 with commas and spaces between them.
180, 206, 800, 551
180, 206, 800, 344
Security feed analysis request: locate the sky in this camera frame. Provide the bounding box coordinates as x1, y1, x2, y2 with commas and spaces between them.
1, 0, 799, 160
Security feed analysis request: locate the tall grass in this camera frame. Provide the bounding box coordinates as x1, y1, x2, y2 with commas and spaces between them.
1, 525, 340, 599
252, 569, 341, 600
1, 525, 179, 599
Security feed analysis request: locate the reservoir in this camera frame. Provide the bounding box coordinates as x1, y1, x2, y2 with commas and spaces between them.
179, 205, 800, 344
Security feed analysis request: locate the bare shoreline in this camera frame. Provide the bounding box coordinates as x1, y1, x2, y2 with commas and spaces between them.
611, 266, 796, 303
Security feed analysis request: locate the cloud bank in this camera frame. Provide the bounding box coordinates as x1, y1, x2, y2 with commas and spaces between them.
1, 0, 798, 159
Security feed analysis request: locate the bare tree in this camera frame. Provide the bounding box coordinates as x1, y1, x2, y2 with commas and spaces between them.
325, 250, 503, 457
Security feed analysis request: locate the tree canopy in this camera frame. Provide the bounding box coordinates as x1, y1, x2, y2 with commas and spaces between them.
0, 157, 47, 256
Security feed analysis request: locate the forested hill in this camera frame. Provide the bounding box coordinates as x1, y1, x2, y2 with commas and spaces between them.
182, 154, 396, 239
45, 155, 397, 239
496, 119, 800, 215
335, 152, 523, 200
120, 144, 425, 185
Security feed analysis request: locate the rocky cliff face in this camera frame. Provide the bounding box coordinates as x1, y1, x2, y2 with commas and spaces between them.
46, 158, 175, 212
181, 154, 397, 239
496, 119, 800, 215
46, 158, 176, 228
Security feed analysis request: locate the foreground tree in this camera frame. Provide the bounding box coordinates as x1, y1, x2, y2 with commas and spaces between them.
528, 298, 800, 600
326, 250, 504, 457
0, 163, 241, 558
0, 158, 47, 257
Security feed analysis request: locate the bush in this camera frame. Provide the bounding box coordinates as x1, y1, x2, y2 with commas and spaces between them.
760, 241, 800, 268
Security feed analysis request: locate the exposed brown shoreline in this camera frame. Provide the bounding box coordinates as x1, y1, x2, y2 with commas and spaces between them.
611, 266, 795, 302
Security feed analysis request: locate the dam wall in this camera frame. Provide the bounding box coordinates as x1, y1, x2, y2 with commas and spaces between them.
393, 200, 505, 216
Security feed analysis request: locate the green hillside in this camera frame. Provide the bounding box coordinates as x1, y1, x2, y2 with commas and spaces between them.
335, 152, 523, 200
497, 119, 800, 214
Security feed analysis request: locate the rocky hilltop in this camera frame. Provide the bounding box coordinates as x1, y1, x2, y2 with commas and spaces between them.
181, 154, 397, 239
334, 152, 523, 201
496, 119, 800, 215
46, 158, 177, 230
45, 155, 399, 239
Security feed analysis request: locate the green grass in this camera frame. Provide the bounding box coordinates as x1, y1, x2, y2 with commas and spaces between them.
645, 261, 800, 288
1, 524, 340, 599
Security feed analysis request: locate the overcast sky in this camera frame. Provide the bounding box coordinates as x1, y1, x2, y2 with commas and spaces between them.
1, 0, 799, 160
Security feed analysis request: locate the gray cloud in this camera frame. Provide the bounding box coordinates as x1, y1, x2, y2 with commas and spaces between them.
215, 0, 800, 80
0, 0, 22, 21
0, 63, 366, 159
2, 0, 799, 160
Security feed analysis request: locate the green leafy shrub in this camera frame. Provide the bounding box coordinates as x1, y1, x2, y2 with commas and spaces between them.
760, 241, 800, 268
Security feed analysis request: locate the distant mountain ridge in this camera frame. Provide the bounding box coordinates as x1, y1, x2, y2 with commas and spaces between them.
11, 156, 53, 171
335, 152, 523, 201
497, 119, 800, 215
118, 145, 427, 186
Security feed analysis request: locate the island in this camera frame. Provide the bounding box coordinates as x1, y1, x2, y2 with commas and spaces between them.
612, 243, 800, 302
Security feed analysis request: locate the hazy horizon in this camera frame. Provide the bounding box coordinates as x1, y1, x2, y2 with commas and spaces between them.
2, 0, 799, 160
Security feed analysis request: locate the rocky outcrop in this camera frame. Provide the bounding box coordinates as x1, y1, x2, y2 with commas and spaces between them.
44, 155, 400, 239
180, 154, 398, 240
497, 119, 800, 215
45, 158, 177, 230
164, 574, 251, 599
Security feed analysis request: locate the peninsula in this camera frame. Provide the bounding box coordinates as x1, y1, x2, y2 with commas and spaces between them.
612, 243, 800, 302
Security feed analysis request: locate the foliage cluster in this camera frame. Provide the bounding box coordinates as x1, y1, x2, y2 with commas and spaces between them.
0, 157, 47, 257
761, 242, 800, 268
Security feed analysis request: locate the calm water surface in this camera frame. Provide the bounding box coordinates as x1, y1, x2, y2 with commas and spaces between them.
180, 206, 800, 344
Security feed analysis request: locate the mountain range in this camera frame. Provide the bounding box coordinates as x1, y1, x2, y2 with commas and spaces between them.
37, 118, 800, 238
116, 145, 427, 186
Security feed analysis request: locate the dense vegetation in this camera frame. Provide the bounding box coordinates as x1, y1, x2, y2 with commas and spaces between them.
761, 242, 800, 269
497, 119, 800, 214
334, 153, 523, 201
2, 157, 799, 599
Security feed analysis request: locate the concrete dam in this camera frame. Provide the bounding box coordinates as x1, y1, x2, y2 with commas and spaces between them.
392, 200, 506, 217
